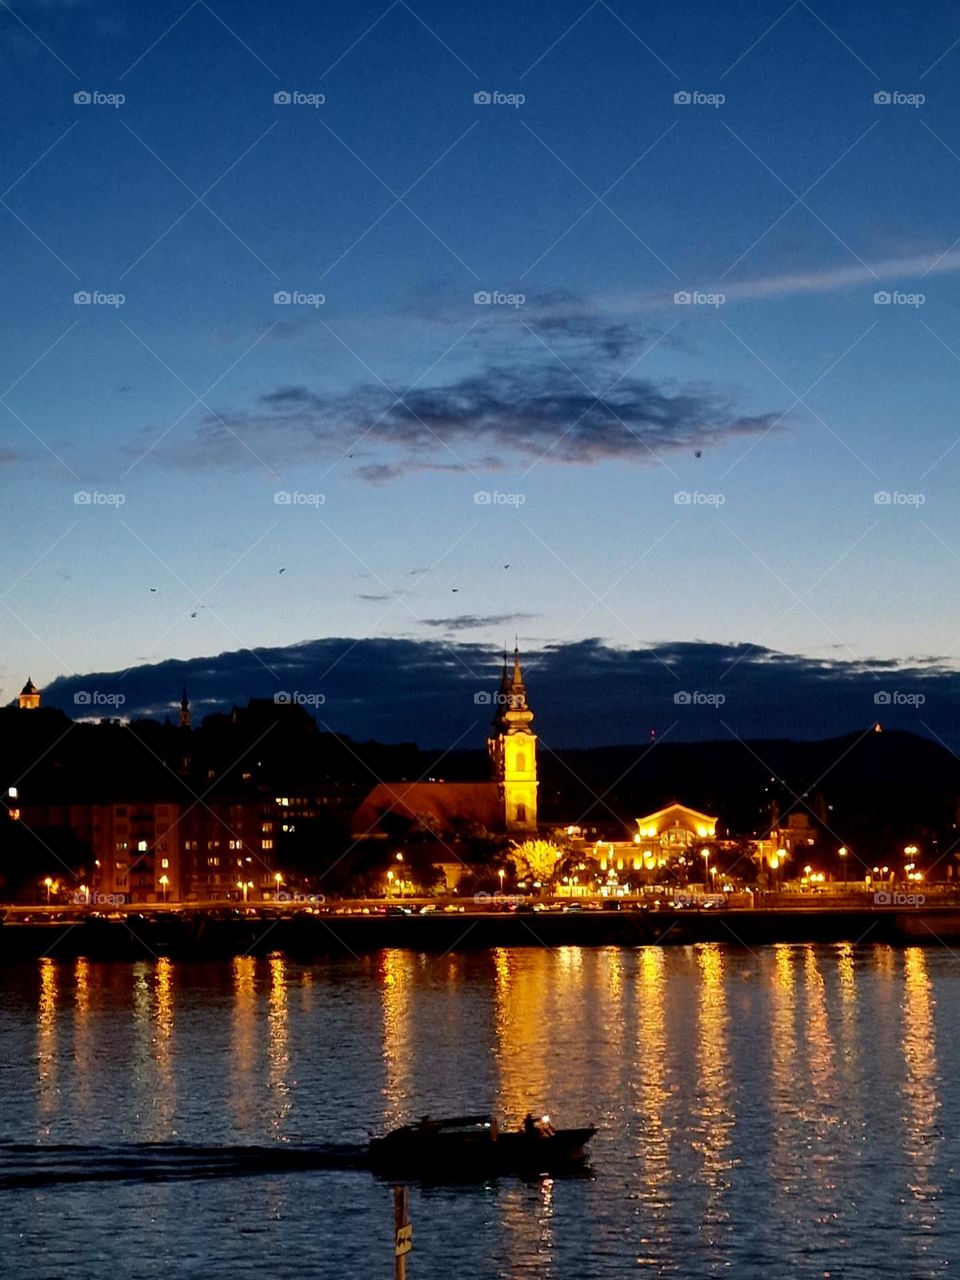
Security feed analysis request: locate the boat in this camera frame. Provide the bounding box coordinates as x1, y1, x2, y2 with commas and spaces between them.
367, 1113, 596, 1178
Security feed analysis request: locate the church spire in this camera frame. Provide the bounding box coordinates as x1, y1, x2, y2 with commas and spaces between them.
179, 686, 191, 730
487, 644, 537, 834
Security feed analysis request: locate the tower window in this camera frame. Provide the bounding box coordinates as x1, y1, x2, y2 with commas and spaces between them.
516, 753, 525, 772
516, 803, 526, 823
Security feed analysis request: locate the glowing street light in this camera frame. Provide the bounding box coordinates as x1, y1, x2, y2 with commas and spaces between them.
159, 874, 169, 903
498, 868, 505, 892
43, 876, 53, 904
700, 847, 710, 883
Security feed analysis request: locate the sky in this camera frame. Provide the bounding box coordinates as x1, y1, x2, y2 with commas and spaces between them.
3, 0, 960, 744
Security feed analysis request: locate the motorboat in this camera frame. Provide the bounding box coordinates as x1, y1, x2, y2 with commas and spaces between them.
367, 1113, 596, 1178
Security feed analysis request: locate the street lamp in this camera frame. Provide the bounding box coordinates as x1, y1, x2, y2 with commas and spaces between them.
274, 872, 283, 897
387, 869, 395, 897
43, 876, 53, 904
498, 868, 505, 894
700, 847, 710, 885
838, 846, 848, 890
159, 874, 169, 903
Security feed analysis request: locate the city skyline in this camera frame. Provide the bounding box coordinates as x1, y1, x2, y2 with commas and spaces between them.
3, 0, 960, 736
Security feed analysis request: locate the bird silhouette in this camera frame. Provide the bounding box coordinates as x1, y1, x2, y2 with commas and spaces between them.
278, 568, 286, 575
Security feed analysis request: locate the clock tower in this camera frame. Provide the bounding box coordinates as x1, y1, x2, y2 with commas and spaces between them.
488, 646, 538, 834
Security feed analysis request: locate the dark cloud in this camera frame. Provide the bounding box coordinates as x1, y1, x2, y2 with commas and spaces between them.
422, 612, 538, 632
138, 296, 783, 480
39, 636, 960, 750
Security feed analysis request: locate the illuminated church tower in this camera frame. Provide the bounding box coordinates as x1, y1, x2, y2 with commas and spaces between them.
488, 646, 538, 834
18, 677, 40, 710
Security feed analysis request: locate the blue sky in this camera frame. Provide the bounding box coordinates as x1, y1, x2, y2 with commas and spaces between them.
3, 0, 960, 731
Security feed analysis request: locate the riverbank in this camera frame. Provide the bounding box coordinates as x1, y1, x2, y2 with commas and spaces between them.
2, 904, 959, 960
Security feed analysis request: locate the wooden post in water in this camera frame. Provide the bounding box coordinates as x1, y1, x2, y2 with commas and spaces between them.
394, 1184, 413, 1280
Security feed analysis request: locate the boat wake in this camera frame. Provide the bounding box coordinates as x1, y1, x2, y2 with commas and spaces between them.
0, 1141, 369, 1190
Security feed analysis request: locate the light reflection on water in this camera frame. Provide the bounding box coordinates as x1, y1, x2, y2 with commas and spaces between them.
1, 944, 958, 1279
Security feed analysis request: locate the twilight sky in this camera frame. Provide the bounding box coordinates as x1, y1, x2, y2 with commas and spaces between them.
3, 0, 960, 742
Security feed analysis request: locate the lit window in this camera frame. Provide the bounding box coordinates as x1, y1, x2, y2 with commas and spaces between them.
262, 839, 274, 850
160, 858, 169, 869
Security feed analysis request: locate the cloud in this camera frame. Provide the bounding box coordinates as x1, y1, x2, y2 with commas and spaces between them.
38, 636, 960, 750
656, 249, 960, 306
146, 363, 782, 480
422, 613, 538, 632
134, 292, 783, 480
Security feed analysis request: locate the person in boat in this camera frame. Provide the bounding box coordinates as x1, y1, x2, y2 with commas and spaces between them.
523, 1113, 555, 1139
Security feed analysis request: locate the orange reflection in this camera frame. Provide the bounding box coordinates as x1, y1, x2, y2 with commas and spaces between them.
902, 947, 941, 1237
769, 944, 797, 1191
231, 955, 257, 1128
633, 946, 672, 1260
693, 945, 732, 1240
268, 955, 291, 1135
493, 949, 555, 1122
37, 958, 58, 1119
380, 950, 414, 1127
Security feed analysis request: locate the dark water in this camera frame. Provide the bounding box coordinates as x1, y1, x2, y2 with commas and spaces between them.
0, 944, 956, 1278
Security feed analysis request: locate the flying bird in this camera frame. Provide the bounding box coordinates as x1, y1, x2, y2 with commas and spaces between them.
278, 568, 286, 575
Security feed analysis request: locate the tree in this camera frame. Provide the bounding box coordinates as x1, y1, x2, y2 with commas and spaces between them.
511, 839, 562, 889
